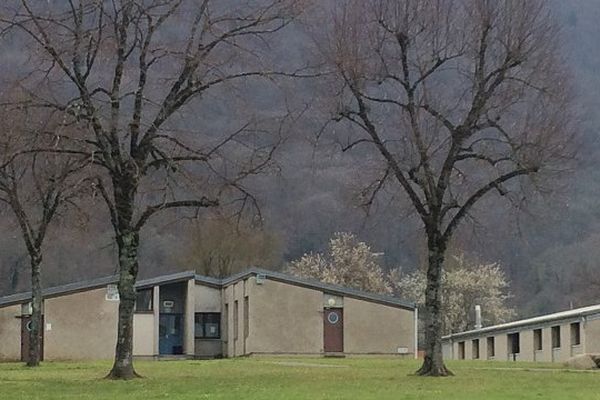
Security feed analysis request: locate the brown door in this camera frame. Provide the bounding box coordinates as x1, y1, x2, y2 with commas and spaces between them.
323, 308, 343, 353
21, 316, 44, 362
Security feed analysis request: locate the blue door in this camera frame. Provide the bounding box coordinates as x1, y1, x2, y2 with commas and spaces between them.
159, 314, 184, 355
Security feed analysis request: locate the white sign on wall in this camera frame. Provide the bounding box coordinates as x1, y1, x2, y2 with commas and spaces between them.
105, 285, 120, 301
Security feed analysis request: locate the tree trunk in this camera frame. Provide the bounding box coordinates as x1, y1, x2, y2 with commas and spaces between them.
416, 232, 453, 376
27, 252, 43, 367
106, 230, 141, 379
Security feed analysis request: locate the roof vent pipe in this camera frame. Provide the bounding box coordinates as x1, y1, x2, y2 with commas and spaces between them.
475, 305, 482, 330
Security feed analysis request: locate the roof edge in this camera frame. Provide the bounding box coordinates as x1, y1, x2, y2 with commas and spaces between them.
442, 304, 600, 341
0, 267, 417, 311
218, 267, 416, 310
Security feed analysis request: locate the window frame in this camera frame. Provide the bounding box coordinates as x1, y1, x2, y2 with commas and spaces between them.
570, 322, 581, 346
134, 288, 153, 313
195, 312, 221, 339
458, 341, 465, 360
472, 339, 480, 359
551, 325, 561, 349
486, 337, 495, 359
533, 329, 543, 351
507, 332, 520, 355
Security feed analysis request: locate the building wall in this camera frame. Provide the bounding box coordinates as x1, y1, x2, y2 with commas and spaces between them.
442, 341, 453, 360
443, 317, 592, 363
133, 313, 154, 356
185, 280, 195, 356
342, 297, 414, 355
0, 305, 21, 361
464, 338, 473, 360
585, 317, 600, 353
495, 334, 508, 361
223, 280, 248, 357
195, 285, 221, 312
519, 330, 534, 362
44, 288, 118, 360
539, 327, 553, 362
245, 277, 323, 355
194, 283, 222, 358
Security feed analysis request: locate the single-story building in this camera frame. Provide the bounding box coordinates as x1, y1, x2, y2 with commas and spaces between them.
0, 268, 417, 362
442, 304, 600, 362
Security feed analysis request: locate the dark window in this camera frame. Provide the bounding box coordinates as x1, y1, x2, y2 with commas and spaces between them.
487, 337, 495, 358
234, 301, 239, 340
135, 288, 153, 312
195, 313, 221, 339
570, 323, 581, 346
508, 333, 520, 354
244, 296, 249, 339
458, 341, 465, 360
224, 304, 229, 340
552, 326, 561, 348
472, 339, 480, 359
534, 329, 543, 351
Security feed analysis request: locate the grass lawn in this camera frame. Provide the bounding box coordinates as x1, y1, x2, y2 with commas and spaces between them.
1, 358, 599, 399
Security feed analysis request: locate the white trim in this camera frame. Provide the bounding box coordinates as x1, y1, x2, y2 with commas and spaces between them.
444, 305, 600, 341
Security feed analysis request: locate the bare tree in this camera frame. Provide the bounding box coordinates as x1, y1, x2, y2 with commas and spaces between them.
0, 100, 90, 367
319, 0, 574, 375
180, 216, 283, 278
1, 0, 306, 378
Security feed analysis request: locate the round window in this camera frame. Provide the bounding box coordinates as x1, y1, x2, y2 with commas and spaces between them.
327, 311, 339, 324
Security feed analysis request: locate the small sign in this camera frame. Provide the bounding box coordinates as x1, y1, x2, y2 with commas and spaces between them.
105, 285, 120, 301
46, 323, 52, 331
397, 347, 409, 354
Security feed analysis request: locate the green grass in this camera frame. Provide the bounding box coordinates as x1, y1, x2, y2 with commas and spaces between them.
1, 358, 599, 399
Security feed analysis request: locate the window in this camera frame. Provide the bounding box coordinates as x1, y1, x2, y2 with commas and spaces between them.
487, 337, 495, 359
534, 329, 542, 351
507, 333, 520, 355
135, 288, 153, 312
472, 339, 480, 359
571, 322, 581, 346
195, 313, 221, 339
224, 304, 229, 340
234, 300, 239, 340
458, 341, 465, 360
552, 326, 561, 348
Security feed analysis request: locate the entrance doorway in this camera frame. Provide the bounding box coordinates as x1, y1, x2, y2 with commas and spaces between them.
159, 314, 184, 355
323, 308, 343, 353
21, 315, 44, 362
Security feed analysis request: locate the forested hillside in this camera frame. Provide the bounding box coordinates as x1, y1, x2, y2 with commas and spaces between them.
1, 0, 599, 320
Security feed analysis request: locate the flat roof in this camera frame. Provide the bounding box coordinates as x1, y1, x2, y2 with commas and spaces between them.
443, 303, 600, 341
0, 268, 416, 310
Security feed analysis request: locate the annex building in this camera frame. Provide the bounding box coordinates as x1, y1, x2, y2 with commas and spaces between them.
442, 304, 600, 363
0, 268, 417, 362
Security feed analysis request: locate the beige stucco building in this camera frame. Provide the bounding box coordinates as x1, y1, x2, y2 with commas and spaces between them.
442, 304, 600, 363
0, 269, 417, 361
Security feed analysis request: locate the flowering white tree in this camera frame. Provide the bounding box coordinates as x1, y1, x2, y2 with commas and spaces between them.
287, 232, 391, 294
391, 254, 515, 335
